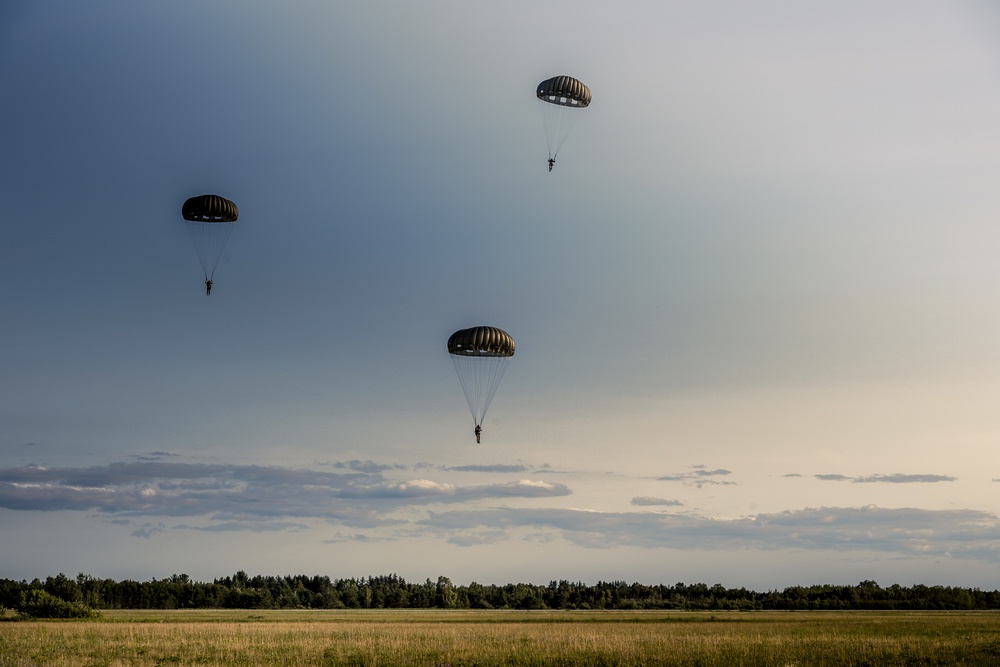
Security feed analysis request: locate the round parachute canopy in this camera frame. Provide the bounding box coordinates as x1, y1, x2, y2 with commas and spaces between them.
182, 194, 239, 222
181, 194, 238, 283
536, 75, 591, 162
536, 75, 592, 108
448, 326, 516, 357
448, 326, 515, 430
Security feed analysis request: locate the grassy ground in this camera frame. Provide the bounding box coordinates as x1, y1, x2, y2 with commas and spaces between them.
2, 609, 999, 666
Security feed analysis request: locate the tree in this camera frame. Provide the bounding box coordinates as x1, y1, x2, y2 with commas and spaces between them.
17, 589, 96, 619
435, 576, 458, 609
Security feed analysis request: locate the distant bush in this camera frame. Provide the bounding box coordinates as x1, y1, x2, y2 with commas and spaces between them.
16, 589, 97, 619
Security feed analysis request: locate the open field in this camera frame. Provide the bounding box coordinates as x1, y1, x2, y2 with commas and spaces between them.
2, 609, 1000, 666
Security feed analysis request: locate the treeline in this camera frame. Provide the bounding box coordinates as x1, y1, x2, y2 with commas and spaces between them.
2, 573, 999, 612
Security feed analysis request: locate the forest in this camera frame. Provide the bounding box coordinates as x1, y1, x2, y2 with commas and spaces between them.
3, 572, 999, 616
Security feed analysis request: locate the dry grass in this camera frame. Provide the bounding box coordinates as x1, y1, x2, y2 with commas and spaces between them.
1, 609, 999, 666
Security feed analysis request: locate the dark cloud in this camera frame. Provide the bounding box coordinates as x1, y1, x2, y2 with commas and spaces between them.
0, 462, 569, 530
657, 467, 735, 487
694, 467, 730, 476
176, 521, 308, 533
131, 451, 179, 462
855, 474, 957, 484
0, 462, 367, 490
131, 522, 165, 539
631, 496, 683, 507
816, 473, 957, 483
446, 464, 529, 473
332, 460, 403, 474
419, 506, 1000, 561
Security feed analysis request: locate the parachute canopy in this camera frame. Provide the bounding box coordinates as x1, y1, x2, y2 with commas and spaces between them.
536, 75, 592, 108
181, 194, 238, 285
536, 75, 591, 163
182, 194, 239, 222
448, 326, 516, 357
448, 326, 515, 430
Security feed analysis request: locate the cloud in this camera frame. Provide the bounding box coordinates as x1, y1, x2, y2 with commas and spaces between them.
176, 521, 309, 533
447, 530, 507, 547
419, 506, 1000, 562
332, 460, 403, 474
631, 496, 683, 507
322, 533, 396, 544
0, 462, 568, 530
816, 473, 957, 483
342, 478, 458, 499
336, 478, 570, 502
131, 451, 179, 462
855, 474, 956, 484
446, 464, 529, 473
657, 467, 735, 487
131, 522, 165, 539
478, 480, 570, 498
6, 460, 988, 560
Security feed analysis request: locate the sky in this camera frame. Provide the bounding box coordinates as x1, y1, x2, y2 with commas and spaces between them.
2, 0, 1000, 591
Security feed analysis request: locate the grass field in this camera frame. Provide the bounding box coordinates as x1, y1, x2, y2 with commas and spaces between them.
2, 609, 1000, 666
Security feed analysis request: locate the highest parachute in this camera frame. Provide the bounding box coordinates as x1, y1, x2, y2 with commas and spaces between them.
181, 194, 238, 296
536, 75, 591, 172
448, 326, 515, 443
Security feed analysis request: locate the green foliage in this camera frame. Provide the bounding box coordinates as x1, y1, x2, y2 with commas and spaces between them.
434, 576, 458, 609
0, 572, 998, 612
16, 588, 97, 619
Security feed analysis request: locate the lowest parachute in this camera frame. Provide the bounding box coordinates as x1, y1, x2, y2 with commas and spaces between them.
536, 75, 591, 172
181, 194, 238, 296
448, 326, 515, 443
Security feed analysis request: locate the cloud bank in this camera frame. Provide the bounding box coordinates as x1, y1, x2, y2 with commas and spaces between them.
2, 461, 997, 564
420, 506, 1000, 561
0, 462, 570, 529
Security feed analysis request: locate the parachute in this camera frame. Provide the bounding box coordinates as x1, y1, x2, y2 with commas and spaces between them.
448, 326, 515, 440
536, 75, 591, 169
181, 194, 238, 295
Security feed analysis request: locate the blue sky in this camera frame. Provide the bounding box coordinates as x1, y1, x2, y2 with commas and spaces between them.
2, 0, 1000, 590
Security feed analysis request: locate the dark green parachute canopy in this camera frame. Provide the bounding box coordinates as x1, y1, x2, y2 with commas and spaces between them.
536, 75, 592, 108
448, 326, 516, 357
181, 194, 238, 288
448, 326, 516, 432
182, 194, 239, 222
